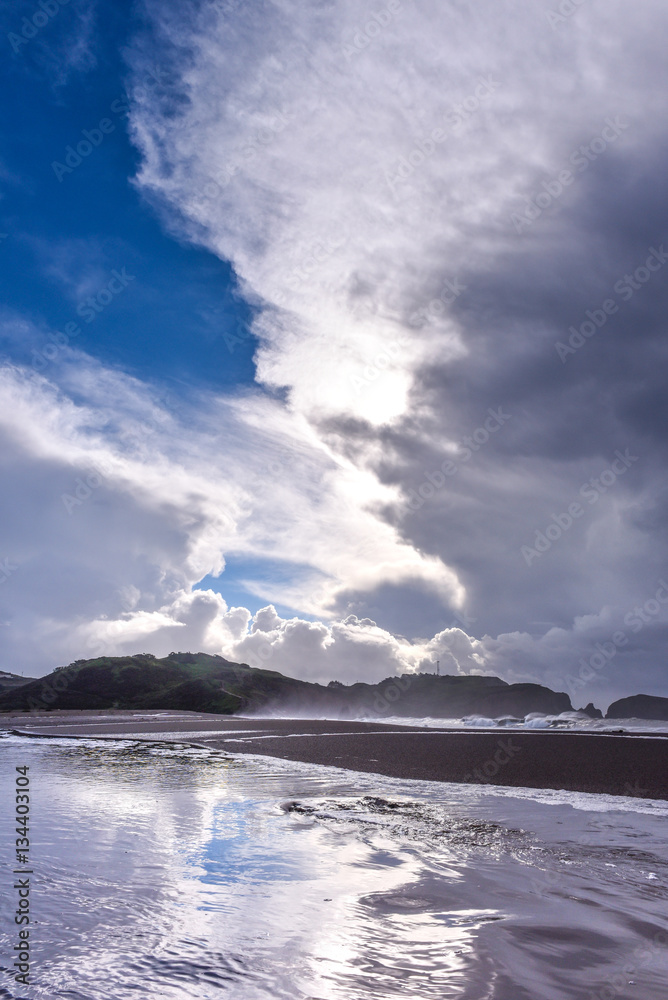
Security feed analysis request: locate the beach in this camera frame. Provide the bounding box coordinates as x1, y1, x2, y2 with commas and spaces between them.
4, 709, 668, 799
3, 725, 668, 999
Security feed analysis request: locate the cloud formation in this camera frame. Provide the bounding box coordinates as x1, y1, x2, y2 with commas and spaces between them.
121, 0, 668, 702
0, 330, 459, 682
2, 0, 668, 708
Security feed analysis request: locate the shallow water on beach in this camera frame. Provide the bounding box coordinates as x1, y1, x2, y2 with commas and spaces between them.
1, 733, 668, 999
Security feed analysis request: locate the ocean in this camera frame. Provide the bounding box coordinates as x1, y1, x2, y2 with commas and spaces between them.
2, 729, 668, 999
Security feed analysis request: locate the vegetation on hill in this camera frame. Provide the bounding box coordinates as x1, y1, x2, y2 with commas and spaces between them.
0, 653, 304, 714
0, 652, 574, 719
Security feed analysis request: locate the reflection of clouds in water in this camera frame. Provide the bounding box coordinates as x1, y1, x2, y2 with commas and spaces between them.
3, 738, 488, 998
3, 735, 668, 999
27, 742, 219, 996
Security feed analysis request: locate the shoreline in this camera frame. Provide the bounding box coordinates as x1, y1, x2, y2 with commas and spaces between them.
3, 710, 668, 800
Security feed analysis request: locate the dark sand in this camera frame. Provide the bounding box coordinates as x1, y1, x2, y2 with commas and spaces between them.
3, 710, 668, 799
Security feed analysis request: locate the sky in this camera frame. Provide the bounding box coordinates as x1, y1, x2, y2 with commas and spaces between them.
1, 0, 667, 710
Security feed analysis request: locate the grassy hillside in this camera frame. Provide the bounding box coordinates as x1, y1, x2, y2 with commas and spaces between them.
0, 652, 314, 714
0, 652, 574, 719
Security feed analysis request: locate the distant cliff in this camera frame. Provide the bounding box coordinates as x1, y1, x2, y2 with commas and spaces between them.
606, 694, 668, 721
0, 652, 573, 719
315, 674, 572, 720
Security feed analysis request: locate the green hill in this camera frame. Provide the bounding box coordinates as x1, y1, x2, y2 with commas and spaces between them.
0, 652, 313, 714
0, 652, 574, 719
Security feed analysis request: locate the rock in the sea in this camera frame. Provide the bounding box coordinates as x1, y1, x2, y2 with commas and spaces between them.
606, 694, 668, 721
579, 702, 603, 719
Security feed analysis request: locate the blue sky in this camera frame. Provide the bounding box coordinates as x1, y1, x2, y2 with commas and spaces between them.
1, 0, 256, 392
1, 0, 280, 619
1, 0, 668, 708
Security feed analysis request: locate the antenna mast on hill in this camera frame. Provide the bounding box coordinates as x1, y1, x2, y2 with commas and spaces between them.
436, 660, 440, 676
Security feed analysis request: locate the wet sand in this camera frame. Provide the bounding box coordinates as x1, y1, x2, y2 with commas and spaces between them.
3, 709, 668, 799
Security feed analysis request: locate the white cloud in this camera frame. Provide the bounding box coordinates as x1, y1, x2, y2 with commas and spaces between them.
59, 590, 668, 706
124, 0, 668, 665
131, 0, 665, 427
0, 326, 461, 674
